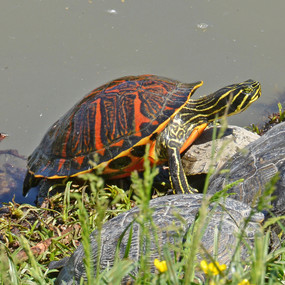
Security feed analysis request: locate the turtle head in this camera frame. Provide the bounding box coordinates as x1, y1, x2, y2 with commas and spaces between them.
224, 79, 261, 115
188, 79, 261, 123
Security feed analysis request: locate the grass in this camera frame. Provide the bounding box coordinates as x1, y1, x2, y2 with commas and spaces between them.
251, 102, 285, 135
1, 162, 284, 284
1, 116, 285, 284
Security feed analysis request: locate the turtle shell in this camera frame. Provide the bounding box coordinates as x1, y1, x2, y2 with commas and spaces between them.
53, 194, 263, 284
207, 122, 285, 216
27, 75, 202, 180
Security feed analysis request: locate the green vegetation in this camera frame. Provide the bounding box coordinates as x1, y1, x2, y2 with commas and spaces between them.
251, 102, 285, 135
1, 114, 285, 284
0, 159, 285, 284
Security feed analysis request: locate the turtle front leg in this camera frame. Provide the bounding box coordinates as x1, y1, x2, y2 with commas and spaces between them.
167, 146, 196, 194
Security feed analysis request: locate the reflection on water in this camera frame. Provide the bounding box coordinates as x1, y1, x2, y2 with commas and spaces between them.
0, 150, 37, 206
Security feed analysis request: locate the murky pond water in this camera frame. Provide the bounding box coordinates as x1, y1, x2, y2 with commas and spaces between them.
1, 0, 285, 156
1, 0, 285, 203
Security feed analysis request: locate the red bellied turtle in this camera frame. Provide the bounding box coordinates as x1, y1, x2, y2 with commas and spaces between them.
52, 194, 263, 284
23, 75, 261, 198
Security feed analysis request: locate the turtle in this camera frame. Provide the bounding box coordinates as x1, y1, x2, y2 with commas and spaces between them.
52, 194, 264, 284
23, 75, 261, 198
207, 122, 285, 219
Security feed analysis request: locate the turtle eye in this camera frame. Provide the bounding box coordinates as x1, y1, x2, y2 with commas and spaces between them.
243, 87, 253, 94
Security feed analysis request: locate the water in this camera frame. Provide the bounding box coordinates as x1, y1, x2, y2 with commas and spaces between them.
1, 0, 285, 156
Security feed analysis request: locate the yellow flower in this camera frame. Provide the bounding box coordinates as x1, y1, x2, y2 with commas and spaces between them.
200, 260, 227, 276
154, 258, 168, 273
238, 279, 251, 285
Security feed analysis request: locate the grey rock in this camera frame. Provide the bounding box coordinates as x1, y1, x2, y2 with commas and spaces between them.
182, 125, 259, 176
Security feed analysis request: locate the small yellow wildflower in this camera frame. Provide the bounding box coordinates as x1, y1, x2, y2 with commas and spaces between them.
200, 260, 227, 276
238, 279, 251, 285
154, 258, 168, 273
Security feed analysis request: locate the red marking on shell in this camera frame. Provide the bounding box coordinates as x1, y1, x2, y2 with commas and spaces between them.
111, 139, 124, 147
61, 118, 74, 158
57, 158, 66, 173
133, 92, 151, 133
133, 131, 142, 137
96, 148, 106, 157
74, 156, 85, 167
94, 98, 103, 150
113, 159, 145, 178
103, 153, 146, 178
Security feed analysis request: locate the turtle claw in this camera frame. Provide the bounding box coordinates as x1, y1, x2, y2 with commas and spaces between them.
187, 186, 199, 194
